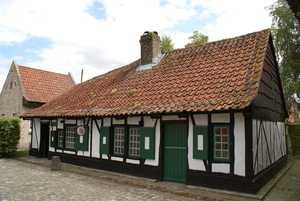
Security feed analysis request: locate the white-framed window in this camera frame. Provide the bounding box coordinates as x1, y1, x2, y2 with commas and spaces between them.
214, 126, 230, 161
65, 126, 76, 149
114, 127, 125, 155
57, 130, 64, 148
129, 128, 140, 156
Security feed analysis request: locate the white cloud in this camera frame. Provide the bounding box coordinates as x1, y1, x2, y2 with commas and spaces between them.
193, 0, 276, 41
0, 0, 276, 90
0, 0, 199, 83
0, 54, 11, 92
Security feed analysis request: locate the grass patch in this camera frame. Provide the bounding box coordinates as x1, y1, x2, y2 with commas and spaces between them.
12, 150, 29, 158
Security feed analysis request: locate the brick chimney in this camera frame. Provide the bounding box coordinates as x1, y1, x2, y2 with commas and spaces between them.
140, 31, 161, 66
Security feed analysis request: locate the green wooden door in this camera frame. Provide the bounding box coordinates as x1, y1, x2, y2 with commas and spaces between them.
162, 123, 187, 183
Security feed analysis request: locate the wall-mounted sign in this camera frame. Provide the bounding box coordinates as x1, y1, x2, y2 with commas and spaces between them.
77, 126, 85, 136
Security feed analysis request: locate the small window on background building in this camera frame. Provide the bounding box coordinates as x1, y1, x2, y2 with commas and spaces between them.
13, 113, 17, 117
1, 114, 5, 116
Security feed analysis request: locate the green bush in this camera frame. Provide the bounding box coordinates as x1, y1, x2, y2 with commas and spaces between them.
0, 117, 21, 157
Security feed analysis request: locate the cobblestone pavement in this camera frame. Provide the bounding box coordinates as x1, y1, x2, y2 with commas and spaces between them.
0, 159, 198, 201
1, 156, 300, 201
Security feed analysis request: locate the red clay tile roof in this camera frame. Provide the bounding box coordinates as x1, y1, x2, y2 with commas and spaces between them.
19, 66, 75, 103
20, 29, 270, 118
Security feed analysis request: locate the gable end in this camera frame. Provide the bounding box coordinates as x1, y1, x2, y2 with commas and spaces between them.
252, 36, 288, 121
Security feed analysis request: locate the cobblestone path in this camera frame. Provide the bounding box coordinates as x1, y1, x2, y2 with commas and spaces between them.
0, 159, 197, 201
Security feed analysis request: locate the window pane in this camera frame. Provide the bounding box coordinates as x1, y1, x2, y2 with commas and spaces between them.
221, 128, 228, 135
222, 136, 228, 142
215, 151, 221, 157
114, 127, 125, 154
215, 143, 221, 149
222, 151, 228, 158
215, 128, 221, 134
222, 144, 228, 150
129, 128, 140, 156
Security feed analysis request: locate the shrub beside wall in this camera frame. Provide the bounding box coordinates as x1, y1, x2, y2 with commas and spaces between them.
0, 117, 21, 157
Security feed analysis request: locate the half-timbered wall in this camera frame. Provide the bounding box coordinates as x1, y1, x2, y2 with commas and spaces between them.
44, 113, 247, 175
32, 114, 286, 178
252, 119, 286, 175
28, 113, 287, 193
188, 113, 246, 176
47, 116, 161, 166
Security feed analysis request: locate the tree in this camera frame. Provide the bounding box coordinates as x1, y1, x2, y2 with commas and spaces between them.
161, 35, 174, 52
267, 0, 300, 112
185, 30, 208, 47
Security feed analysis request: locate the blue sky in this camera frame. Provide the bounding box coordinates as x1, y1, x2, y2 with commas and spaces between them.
0, 0, 276, 90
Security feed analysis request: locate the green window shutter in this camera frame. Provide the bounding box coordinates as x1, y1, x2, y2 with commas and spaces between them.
50, 131, 57, 148
99, 127, 110, 154
193, 126, 208, 160
75, 126, 89, 151
140, 127, 155, 159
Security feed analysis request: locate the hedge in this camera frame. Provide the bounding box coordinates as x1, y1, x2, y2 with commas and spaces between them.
0, 117, 21, 157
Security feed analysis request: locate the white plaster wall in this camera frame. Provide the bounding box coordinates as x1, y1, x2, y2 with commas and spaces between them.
234, 113, 245, 176
127, 117, 140, 125
162, 115, 186, 121
144, 116, 157, 127
103, 118, 111, 127
212, 163, 230, 173
31, 118, 41, 149
92, 119, 101, 158
113, 118, 125, 125
57, 118, 64, 129
188, 115, 207, 171
49, 128, 54, 152
194, 114, 208, 125
212, 113, 230, 123
65, 119, 76, 124
64, 150, 75, 154
126, 159, 140, 164
144, 119, 160, 166
49, 120, 57, 152
111, 156, 123, 162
